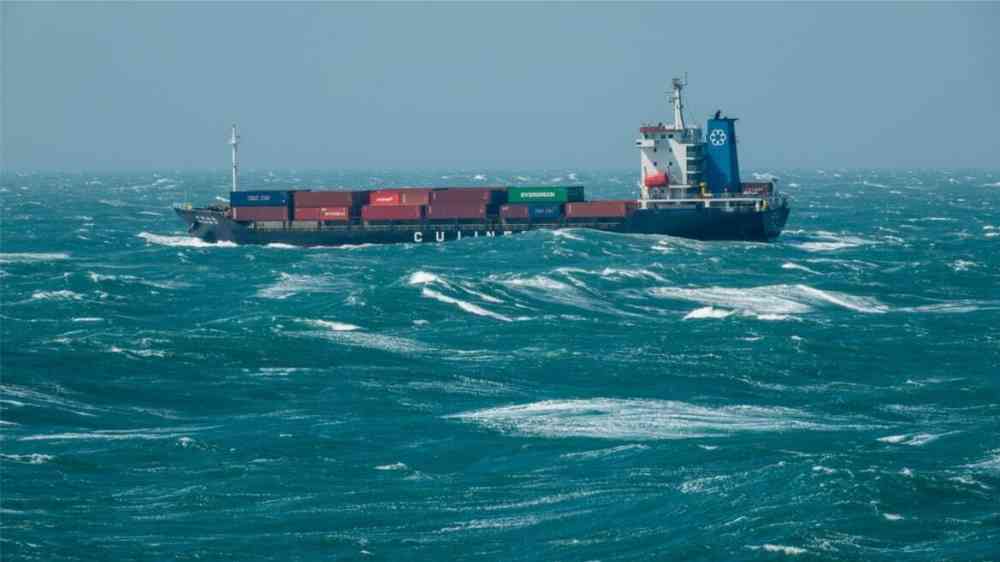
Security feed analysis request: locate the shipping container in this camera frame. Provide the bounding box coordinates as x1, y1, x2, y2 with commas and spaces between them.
528, 204, 562, 220
370, 188, 433, 206
230, 190, 290, 207
564, 201, 636, 219
741, 182, 772, 195
500, 204, 563, 220
500, 205, 530, 220
370, 190, 401, 206
361, 204, 424, 221
294, 190, 368, 207
232, 206, 290, 221
426, 203, 487, 220
318, 206, 350, 220
431, 188, 505, 204
293, 207, 321, 221
507, 185, 585, 204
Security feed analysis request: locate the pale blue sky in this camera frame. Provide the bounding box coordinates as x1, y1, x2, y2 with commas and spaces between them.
3, 2, 998, 171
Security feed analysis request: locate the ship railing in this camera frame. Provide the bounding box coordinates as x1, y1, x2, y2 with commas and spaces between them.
248, 220, 629, 233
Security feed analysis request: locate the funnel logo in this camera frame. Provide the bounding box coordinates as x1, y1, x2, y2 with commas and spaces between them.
709, 129, 727, 146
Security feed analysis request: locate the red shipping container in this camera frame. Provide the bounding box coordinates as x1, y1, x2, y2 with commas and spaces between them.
232, 206, 289, 221
318, 206, 350, 220
431, 188, 504, 204
294, 190, 367, 207
500, 205, 530, 219
426, 203, 487, 220
371, 189, 433, 206
400, 189, 432, 206
361, 204, 424, 221
370, 190, 401, 206
294, 207, 321, 220
564, 201, 637, 219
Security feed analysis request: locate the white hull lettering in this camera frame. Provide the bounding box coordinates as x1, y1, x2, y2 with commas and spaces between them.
486, 231, 496, 237
435, 231, 446, 242
413, 232, 423, 243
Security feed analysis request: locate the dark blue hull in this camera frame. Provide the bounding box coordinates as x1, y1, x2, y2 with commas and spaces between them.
175, 203, 790, 246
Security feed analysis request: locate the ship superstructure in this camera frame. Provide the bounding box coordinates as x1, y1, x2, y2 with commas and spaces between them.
174, 79, 789, 245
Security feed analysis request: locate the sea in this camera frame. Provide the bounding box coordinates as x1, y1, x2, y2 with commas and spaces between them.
1, 169, 998, 561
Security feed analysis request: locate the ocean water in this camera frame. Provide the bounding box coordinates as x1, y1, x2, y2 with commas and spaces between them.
1, 169, 999, 561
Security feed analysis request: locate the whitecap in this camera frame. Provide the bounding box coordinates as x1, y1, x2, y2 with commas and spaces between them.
683, 307, 733, 320
596, 268, 667, 282
265, 243, 299, 249
949, 260, 977, 272
20, 426, 212, 442
375, 462, 408, 471
31, 290, 83, 301
552, 229, 583, 241
137, 232, 237, 248
446, 398, 849, 440
407, 270, 445, 285
966, 451, 1000, 472
748, 544, 807, 556
877, 432, 946, 446
883, 513, 904, 521
0, 453, 53, 464
257, 273, 339, 300
421, 288, 512, 322
561, 444, 649, 460
0, 252, 70, 264
301, 319, 361, 332
650, 284, 888, 315
781, 262, 819, 275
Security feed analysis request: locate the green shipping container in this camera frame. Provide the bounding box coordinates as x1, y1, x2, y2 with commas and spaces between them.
507, 185, 585, 204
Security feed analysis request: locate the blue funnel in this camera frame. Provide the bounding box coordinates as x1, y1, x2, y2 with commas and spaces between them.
705, 118, 741, 194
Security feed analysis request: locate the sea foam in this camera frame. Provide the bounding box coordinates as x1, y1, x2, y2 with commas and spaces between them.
446, 398, 845, 440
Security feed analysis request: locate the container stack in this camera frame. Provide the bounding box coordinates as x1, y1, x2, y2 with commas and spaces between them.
230, 191, 291, 222
564, 201, 637, 220
426, 188, 504, 222
226, 185, 634, 226
361, 188, 431, 222
292, 190, 368, 223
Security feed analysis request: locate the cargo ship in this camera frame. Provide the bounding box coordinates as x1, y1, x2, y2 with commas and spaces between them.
174, 79, 789, 245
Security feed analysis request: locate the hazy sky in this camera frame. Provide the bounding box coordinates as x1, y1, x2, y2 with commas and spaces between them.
3, 2, 998, 171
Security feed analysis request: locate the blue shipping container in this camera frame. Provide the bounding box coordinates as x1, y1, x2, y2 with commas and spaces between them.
230, 190, 290, 207
528, 204, 563, 219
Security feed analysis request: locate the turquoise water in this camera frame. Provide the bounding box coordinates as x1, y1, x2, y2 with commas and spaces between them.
2, 170, 999, 561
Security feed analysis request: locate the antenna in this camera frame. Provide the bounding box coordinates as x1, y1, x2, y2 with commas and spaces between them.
230, 124, 240, 193
670, 77, 686, 129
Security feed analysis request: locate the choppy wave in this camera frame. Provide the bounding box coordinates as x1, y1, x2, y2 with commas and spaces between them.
683, 306, 734, 320
0, 252, 71, 264
300, 318, 361, 332
31, 290, 84, 301
446, 399, 853, 440
19, 426, 211, 442
650, 284, 888, 316
137, 232, 237, 248
421, 288, 512, 322
792, 232, 874, 252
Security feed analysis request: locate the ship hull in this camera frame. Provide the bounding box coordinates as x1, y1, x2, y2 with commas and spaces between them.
175, 204, 789, 246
